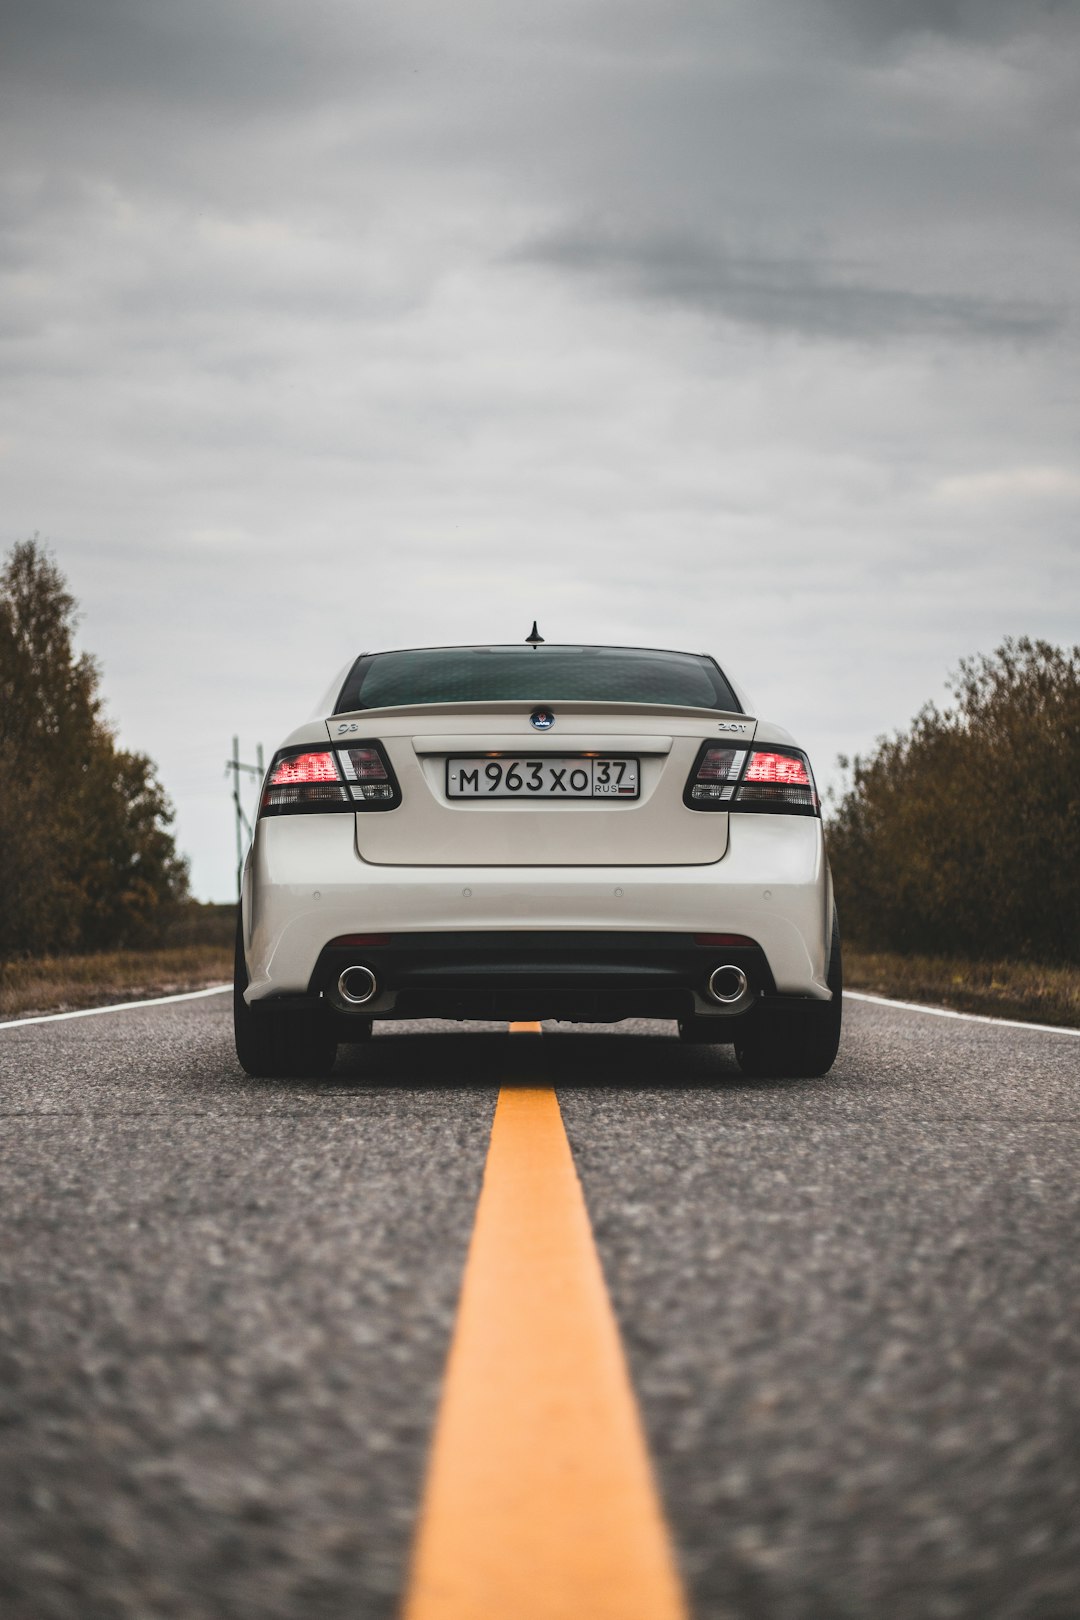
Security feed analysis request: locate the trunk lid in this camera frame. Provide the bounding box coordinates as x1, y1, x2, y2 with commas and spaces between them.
325, 701, 758, 866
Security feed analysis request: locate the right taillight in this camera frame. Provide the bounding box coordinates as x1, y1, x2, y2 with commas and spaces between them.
685, 743, 819, 815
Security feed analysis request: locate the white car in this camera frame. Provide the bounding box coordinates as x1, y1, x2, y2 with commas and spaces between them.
234, 639, 841, 1078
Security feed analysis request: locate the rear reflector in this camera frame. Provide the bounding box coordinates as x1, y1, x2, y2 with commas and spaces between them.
694, 933, 756, 947
327, 934, 391, 947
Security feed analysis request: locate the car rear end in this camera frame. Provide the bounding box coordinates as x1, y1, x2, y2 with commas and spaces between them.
236, 644, 841, 1077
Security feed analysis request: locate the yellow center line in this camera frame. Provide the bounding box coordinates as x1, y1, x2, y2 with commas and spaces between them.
402, 1030, 689, 1620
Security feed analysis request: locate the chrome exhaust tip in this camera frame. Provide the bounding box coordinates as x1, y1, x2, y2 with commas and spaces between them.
337, 965, 378, 1006
708, 964, 751, 1006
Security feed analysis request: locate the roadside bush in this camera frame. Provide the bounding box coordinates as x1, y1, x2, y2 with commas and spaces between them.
0, 538, 189, 958
828, 638, 1080, 965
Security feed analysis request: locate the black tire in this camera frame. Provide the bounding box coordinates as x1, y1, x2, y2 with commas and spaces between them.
233, 920, 338, 1078
734, 914, 843, 1079
340, 1020, 373, 1043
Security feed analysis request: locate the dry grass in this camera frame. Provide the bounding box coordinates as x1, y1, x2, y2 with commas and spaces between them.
0, 945, 232, 1020
845, 949, 1080, 1029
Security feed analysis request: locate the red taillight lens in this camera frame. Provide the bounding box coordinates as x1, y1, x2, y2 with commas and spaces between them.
743, 752, 811, 786
269, 751, 340, 785
262, 750, 349, 812
736, 750, 817, 811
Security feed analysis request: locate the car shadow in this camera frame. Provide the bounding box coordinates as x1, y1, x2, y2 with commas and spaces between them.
307, 1020, 796, 1092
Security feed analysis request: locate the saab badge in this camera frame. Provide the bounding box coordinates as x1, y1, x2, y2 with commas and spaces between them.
530, 708, 555, 731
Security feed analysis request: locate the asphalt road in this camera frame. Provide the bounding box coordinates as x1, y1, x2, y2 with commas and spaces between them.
1, 997, 1078, 1620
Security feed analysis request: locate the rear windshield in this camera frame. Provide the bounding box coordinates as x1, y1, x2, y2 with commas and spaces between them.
334, 645, 741, 713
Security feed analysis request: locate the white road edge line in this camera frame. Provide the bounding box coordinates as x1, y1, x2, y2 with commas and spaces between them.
845, 989, 1080, 1038
0, 984, 231, 1030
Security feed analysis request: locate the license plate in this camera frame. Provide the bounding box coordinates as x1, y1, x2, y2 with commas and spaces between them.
446, 756, 640, 799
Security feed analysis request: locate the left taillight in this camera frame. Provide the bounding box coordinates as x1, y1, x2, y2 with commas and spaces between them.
262, 750, 348, 813
260, 742, 401, 816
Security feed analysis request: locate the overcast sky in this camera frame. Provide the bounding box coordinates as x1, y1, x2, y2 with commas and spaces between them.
3, 0, 1078, 900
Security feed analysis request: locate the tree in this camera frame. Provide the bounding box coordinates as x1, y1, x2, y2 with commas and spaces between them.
827, 638, 1080, 964
0, 538, 189, 958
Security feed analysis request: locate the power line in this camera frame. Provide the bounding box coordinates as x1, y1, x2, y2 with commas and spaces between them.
226, 737, 264, 902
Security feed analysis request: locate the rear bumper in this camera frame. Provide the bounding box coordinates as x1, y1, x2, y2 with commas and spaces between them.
308, 930, 775, 1024
243, 811, 833, 1013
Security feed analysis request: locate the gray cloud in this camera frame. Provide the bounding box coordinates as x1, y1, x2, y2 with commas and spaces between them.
819, 0, 1079, 46
0, 0, 393, 111
515, 227, 1064, 343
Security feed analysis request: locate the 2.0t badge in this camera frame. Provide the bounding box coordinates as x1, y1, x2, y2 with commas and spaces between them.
530, 708, 555, 730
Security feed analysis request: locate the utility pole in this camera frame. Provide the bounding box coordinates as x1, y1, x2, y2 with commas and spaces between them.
227, 737, 265, 902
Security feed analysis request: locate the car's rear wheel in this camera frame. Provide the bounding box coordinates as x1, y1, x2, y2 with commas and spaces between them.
734, 915, 842, 1079
340, 1020, 373, 1043
233, 920, 338, 1078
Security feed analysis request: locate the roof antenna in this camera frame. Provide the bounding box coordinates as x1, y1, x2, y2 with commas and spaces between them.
525, 620, 545, 648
